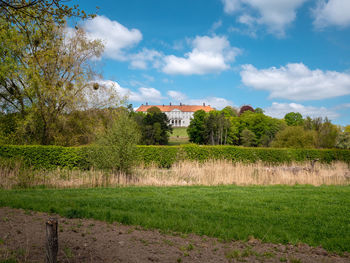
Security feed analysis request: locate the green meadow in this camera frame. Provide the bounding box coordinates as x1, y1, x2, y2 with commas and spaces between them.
0, 185, 349, 253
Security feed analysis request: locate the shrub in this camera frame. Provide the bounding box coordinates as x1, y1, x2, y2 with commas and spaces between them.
89, 112, 140, 174
0, 144, 349, 170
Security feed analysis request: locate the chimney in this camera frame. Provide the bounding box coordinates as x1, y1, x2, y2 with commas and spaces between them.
146, 102, 148, 106
170, 102, 172, 106
203, 102, 205, 106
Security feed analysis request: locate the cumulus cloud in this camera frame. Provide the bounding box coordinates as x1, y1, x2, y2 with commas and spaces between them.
162, 35, 241, 75
167, 90, 234, 109
222, 0, 242, 13
222, 0, 307, 36
97, 80, 165, 103
129, 48, 163, 69
82, 15, 142, 60
264, 102, 339, 120
186, 97, 234, 109
240, 63, 350, 101
167, 90, 188, 101
313, 0, 350, 28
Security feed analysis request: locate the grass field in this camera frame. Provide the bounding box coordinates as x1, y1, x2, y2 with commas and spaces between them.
169, 127, 189, 145
0, 185, 349, 253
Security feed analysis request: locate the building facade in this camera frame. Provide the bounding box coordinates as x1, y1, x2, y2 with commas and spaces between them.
136, 103, 214, 127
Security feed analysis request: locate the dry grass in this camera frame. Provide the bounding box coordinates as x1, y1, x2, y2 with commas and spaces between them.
135, 161, 350, 186
1, 160, 349, 189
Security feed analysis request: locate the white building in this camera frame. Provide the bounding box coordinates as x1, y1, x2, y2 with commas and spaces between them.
136, 103, 214, 127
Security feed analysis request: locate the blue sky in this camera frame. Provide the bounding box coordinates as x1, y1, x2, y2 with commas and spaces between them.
73, 0, 350, 125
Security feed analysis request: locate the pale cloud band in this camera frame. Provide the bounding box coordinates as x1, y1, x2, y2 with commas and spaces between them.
96, 80, 165, 103
222, 0, 350, 36
221, 0, 307, 37
240, 63, 350, 101
264, 102, 339, 120
94, 80, 234, 109
167, 90, 234, 109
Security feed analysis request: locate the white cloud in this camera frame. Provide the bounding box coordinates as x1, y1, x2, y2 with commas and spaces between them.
167, 90, 187, 101
132, 87, 165, 102
96, 80, 165, 103
209, 20, 223, 33
238, 14, 256, 27
82, 15, 142, 60
240, 63, 350, 101
162, 35, 241, 75
313, 0, 350, 28
222, 0, 308, 36
265, 102, 339, 120
167, 90, 234, 109
222, 0, 242, 13
129, 48, 163, 69
186, 97, 234, 109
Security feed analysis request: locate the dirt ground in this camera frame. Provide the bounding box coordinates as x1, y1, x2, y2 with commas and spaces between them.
0, 207, 349, 263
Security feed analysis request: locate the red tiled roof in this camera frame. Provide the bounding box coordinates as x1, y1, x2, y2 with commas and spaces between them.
136, 105, 214, 113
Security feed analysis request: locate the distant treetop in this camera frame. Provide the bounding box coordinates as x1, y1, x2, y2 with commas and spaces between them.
239, 105, 255, 116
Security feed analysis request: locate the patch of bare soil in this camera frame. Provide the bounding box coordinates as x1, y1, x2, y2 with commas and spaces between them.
0, 207, 349, 263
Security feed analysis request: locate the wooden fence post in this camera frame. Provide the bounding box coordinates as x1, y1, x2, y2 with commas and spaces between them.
46, 218, 58, 263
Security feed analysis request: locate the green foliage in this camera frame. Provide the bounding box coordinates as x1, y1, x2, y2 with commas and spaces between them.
136, 146, 180, 168
241, 128, 256, 147
0, 2, 108, 145
0, 145, 89, 169
205, 110, 232, 145
181, 144, 350, 164
284, 112, 304, 126
254, 107, 264, 114
89, 112, 140, 174
138, 109, 172, 145
271, 126, 317, 148
317, 120, 339, 148
188, 110, 207, 144
345, 125, 350, 134
336, 131, 350, 149
1, 185, 350, 252
221, 106, 238, 117
1, 144, 349, 170
303, 117, 340, 148
237, 111, 286, 146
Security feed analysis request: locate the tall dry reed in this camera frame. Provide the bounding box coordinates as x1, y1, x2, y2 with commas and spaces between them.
0, 160, 349, 189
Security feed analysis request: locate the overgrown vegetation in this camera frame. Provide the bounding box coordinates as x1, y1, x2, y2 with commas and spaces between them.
0, 185, 349, 252
188, 109, 350, 149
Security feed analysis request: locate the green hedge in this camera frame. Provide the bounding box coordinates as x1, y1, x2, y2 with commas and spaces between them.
0, 144, 349, 169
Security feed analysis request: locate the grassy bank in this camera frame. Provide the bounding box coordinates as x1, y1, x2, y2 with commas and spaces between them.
169, 127, 189, 145
0, 185, 349, 252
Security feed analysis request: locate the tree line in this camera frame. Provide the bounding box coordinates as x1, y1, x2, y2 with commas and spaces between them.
188, 106, 350, 149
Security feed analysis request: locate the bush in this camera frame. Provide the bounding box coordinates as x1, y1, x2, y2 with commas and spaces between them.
89, 112, 140, 174
0, 144, 349, 170
0, 145, 89, 169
